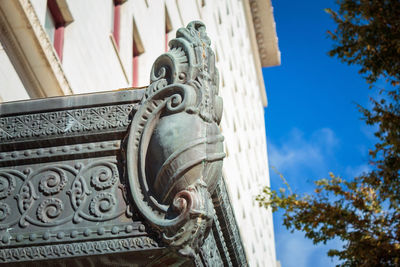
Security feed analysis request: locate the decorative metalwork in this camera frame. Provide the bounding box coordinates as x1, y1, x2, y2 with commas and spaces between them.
0, 20, 248, 266
37, 198, 64, 223
89, 192, 116, 217
127, 21, 225, 258
200, 231, 224, 266
0, 159, 128, 231
0, 172, 16, 198
90, 163, 119, 190
0, 140, 121, 164
0, 236, 158, 262
211, 211, 233, 266
0, 104, 134, 143
0, 203, 10, 221
39, 168, 68, 195
212, 178, 248, 266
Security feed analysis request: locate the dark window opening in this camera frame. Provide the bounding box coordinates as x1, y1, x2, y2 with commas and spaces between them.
45, 0, 66, 61
132, 19, 144, 87
112, 0, 123, 49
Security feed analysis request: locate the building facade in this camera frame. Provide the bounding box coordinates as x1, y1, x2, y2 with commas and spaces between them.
0, 0, 280, 266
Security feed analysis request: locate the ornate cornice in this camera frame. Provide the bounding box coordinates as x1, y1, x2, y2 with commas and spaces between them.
241, 0, 280, 107
0, 21, 245, 266
247, 0, 280, 68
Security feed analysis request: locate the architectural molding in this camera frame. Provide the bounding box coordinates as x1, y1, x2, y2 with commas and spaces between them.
0, 104, 135, 144
247, 0, 280, 68
212, 178, 247, 266
0, 0, 73, 98
242, 0, 280, 107
0, 236, 159, 263
54, 0, 74, 25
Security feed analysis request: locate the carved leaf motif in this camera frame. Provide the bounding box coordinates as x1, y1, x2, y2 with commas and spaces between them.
89, 192, 116, 218
69, 174, 90, 211
90, 164, 118, 190
0, 203, 10, 221
39, 169, 68, 195
37, 198, 64, 223
0, 159, 130, 231
0, 172, 16, 199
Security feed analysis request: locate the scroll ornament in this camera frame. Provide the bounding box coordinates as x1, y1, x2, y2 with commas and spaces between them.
127, 21, 225, 258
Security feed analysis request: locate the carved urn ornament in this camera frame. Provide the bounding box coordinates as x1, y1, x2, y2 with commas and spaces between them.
127, 21, 225, 257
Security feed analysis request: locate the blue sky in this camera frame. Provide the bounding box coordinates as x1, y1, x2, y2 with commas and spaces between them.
262, 1, 377, 266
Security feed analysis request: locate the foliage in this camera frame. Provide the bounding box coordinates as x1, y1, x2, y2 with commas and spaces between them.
257, 0, 400, 266
257, 172, 400, 266
325, 0, 400, 86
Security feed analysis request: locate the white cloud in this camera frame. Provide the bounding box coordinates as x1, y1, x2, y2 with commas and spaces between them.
267, 127, 369, 267
267, 127, 339, 184
275, 228, 340, 267
277, 230, 314, 267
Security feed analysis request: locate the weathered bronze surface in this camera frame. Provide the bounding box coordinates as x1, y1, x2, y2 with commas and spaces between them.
0, 22, 247, 266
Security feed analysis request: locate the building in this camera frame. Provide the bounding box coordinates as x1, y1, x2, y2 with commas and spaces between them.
0, 0, 280, 266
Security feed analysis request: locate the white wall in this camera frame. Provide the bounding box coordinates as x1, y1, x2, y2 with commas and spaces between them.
0, 41, 29, 102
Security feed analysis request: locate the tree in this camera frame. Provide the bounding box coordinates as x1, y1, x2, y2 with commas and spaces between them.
257, 0, 400, 265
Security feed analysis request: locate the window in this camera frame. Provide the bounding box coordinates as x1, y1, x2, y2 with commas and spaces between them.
132, 19, 144, 87
44, 7, 55, 42
112, 0, 123, 49
45, 0, 66, 61
132, 40, 139, 87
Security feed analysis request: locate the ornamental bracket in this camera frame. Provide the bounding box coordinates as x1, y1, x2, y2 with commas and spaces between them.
126, 21, 225, 258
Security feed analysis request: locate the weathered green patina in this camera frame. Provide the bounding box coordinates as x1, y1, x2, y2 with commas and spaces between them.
0, 22, 247, 266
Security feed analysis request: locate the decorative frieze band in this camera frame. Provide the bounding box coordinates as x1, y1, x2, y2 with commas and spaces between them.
0, 158, 133, 247
213, 179, 247, 266
0, 103, 135, 144
212, 212, 233, 266
0, 140, 120, 164
0, 236, 158, 263
0, 222, 146, 246
200, 231, 224, 267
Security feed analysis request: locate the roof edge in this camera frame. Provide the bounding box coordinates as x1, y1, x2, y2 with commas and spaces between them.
249, 0, 281, 68
242, 0, 281, 107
